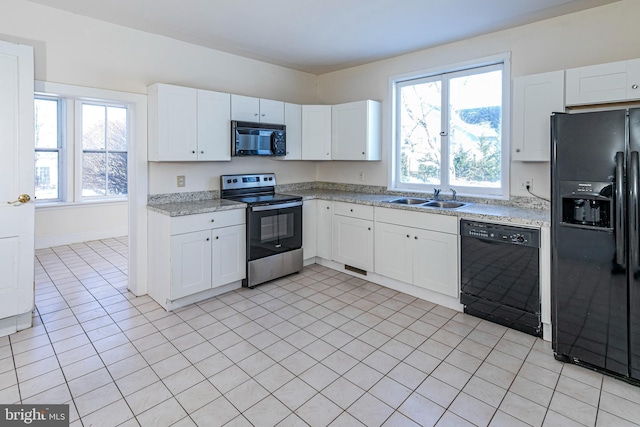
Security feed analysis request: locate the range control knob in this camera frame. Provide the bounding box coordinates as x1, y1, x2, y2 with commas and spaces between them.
512, 234, 526, 244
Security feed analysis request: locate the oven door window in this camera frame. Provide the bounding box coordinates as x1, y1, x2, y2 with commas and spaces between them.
248, 206, 302, 260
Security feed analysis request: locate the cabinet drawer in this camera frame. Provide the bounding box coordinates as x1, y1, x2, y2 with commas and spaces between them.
171, 209, 245, 235
333, 201, 374, 220
375, 207, 457, 234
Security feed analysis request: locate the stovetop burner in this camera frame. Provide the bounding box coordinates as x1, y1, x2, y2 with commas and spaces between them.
220, 173, 302, 206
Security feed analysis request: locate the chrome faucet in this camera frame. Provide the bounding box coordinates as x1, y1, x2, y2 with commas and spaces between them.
433, 188, 441, 200
450, 188, 457, 201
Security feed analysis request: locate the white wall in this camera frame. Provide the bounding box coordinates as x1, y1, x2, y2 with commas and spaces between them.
0, 0, 321, 245
35, 203, 128, 249
315, 0, 640, 198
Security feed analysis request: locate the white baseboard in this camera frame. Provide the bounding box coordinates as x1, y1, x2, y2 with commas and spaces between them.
35, 226, 128, 249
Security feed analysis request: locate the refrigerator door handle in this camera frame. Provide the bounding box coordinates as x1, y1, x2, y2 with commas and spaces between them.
631, 151, 639, 268
616, 151, 625, 265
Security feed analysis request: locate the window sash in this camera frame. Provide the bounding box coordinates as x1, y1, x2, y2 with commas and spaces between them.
75, 101, 129, 201
394, 61, 508, 198
34, 96, 64, 202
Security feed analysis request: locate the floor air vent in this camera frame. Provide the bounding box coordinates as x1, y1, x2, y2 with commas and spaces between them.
344, 265, 367, 275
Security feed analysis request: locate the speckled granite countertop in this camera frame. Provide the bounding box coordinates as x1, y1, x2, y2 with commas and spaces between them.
147, 198, 246, 217
284, 189, 550, 227
147, 186, 550, 226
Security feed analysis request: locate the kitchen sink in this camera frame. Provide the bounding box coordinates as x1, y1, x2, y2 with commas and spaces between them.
386, 197, 429, 205
423, 200, 468, 209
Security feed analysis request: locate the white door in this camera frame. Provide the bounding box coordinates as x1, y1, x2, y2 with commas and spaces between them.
0, 40, 35, 334
212, 224, 245, 287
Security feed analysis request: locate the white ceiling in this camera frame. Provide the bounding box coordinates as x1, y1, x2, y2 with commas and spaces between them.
27, 0, 618, 74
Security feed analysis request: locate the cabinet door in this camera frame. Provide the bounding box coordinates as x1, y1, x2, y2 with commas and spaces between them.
332, 215, 373, 271
212, 224, 246, 287
197, 90, 231, 161
149, 84, 198, 161
374, 222, 413, 283
302, 105, 332, 160
626, 59, 640, 100
512, 71, 564, 162
331, 100, 381, 161
302, 200, 317, 260
282, 103, 302, 160
170, 230, 212, 299
231, 94, 260, 121
565, 60, 629, 106
317, 200, 333, 260
413, 229, 458, 297
259, 99, 285, 124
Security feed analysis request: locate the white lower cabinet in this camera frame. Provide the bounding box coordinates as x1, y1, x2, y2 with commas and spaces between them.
302, 200, 317, 260
212, 224, 245, 287
170, 230, 212, 299
316, 200, 333, 260
375, 207, 459, 298
332, 202, 374, 271
148, 209, 246, 309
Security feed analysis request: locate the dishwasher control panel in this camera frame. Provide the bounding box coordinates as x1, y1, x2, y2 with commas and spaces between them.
460, 220, 540, 248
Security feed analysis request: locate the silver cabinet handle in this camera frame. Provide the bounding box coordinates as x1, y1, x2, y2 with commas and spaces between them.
633, 84, 639, 90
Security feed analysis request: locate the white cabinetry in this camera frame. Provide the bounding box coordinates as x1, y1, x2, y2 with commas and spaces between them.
148, 209, 246, 310
302, 105, 332, 160
375, 208, 458, 298
231, 94, 285, 124
331, 100, 381, 161
332, 202, 374, 271
148, 83, 231, 161
317, 200, 333, 260
302, 200, 317, 260
170, 230, 212, 299
274, 103, 302, 160
565, 58, 640, 106
512, 71, 564, 162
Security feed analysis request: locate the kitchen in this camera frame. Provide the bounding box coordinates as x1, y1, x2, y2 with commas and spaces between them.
2, 0, 640, 426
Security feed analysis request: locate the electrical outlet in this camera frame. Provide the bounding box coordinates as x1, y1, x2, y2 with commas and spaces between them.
519, 178, 532, 189
177, 175, 186, 187
358, 172, 365, 181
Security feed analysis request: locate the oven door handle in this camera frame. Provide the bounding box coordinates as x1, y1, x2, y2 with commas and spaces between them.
250, 201, 303, 212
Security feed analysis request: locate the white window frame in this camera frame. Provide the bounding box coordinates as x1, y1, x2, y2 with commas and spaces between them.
389, 53, 511, 199
34, 83, 136, 205
74, 100, 130, 202
34, 95, 66, 203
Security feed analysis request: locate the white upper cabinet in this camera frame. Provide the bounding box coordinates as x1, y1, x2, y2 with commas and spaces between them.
512, 71, 564, 162
231, 94, 284, 124
148, 83, 197, 161
565, 58, 640, 106
197, 89, 232, 161
148, 83, 231, 161
331, 100, 381, 161
281, 103, 302, 160
302, 105, 332, 160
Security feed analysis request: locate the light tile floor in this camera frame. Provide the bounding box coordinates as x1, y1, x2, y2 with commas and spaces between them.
2, 237, 640, 426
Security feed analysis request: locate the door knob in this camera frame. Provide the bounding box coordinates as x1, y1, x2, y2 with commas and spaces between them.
7, 194, 31, 205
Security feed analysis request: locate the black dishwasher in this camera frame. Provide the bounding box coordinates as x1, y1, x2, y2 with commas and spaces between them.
460, 220, 541, 337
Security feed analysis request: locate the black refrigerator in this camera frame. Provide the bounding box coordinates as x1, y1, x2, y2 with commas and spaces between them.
551, 108, 640, 381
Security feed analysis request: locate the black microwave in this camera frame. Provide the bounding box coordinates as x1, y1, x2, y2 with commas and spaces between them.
231, 121, 286, 156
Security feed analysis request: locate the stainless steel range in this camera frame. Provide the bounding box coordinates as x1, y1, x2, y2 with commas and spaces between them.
220, 173, 303, 288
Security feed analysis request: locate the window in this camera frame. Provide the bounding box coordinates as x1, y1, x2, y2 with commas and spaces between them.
34, 94, 130, 203
79, 103, 128, 197
393, 60, 509, 197
34, 97, 63, 201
